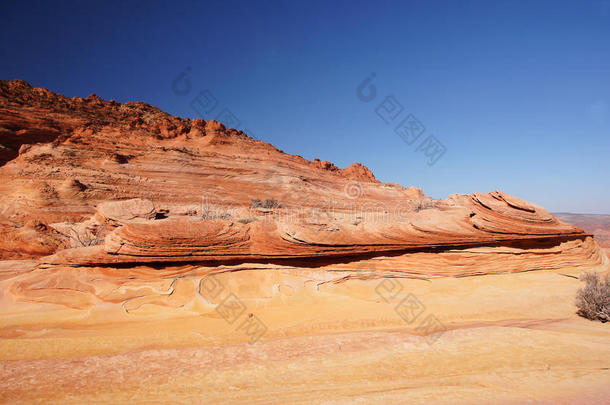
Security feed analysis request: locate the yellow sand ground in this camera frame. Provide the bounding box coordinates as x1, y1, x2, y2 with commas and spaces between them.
0, 256, 609, 404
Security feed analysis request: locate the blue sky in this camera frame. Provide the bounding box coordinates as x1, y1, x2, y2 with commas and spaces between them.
1, 0, 609, 213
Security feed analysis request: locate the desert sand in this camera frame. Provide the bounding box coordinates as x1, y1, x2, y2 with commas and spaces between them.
1, 258, 609, 404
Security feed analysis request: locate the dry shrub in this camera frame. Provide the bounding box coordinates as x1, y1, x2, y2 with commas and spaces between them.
251, 198, 284, 209
69, 223, 107, 247
236, 217, 257, 224
201, 206, 232, 220
575, 272, 610, 323
200, 197, 234, 220
413, 199, 438, 212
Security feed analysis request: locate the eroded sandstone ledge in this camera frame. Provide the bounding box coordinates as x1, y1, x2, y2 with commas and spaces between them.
0, 79, 602, 273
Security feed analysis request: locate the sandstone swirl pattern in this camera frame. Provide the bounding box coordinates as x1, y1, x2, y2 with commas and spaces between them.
0, 80, 608, 404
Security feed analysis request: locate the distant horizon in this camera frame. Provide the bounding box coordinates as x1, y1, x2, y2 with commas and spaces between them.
552, 212, 610, 216
1, 0, 608, 214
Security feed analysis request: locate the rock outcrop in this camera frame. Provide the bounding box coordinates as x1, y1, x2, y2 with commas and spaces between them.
0, 80, 603, 274
1, 80, 609, 404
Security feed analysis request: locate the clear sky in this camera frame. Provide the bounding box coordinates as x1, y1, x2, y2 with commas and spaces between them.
1, 0, 609, 213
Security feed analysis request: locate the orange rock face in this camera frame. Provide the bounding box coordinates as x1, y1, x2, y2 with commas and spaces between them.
0, 80, 597, 268
1, 80, 609, 403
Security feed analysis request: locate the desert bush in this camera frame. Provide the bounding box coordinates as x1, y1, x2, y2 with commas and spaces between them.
575, 272, 610, 322
69, 223, 106, 247
413, 200, 438, 212
236, 217, 257, 224
201, 207, 232, 220
199, 197, 233, 220
251, 198, 284, 209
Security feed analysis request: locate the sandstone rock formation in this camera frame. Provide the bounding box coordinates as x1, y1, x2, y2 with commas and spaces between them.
1, 80, 609, 404
0, 80, 601, 271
